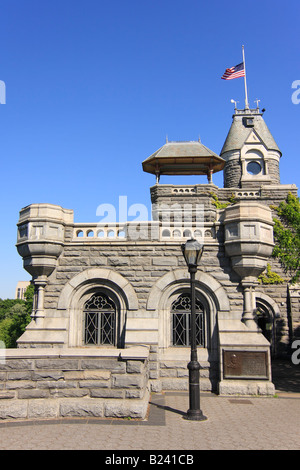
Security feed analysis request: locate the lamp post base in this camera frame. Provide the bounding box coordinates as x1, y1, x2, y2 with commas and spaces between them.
184, 409, 207, 421
184, 360, 207, 421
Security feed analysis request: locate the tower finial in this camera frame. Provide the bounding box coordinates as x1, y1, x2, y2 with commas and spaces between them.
231, 99, 239, 110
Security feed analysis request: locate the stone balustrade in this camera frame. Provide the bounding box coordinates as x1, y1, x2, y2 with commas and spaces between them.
72, 222, 217, 241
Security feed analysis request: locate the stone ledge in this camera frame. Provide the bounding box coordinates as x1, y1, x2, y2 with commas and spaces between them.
218, 380, 275, 396
1, 346, 149, 361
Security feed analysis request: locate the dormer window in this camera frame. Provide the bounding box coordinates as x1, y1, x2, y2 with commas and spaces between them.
243, 117, 254, 127
244, 149, 265, 178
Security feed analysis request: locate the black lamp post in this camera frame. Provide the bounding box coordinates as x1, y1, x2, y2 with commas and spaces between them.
181, 238, 207, 421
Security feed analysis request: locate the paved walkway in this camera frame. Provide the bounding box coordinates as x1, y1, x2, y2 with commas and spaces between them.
0, 359, 298, 451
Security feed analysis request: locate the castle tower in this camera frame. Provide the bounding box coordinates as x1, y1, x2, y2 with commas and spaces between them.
142, 140, 225, 226
221, 107, 282, 189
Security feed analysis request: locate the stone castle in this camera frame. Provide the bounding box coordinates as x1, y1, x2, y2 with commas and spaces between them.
1, 104, 298, 421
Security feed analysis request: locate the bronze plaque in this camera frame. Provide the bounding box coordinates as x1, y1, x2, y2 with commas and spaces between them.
223, 350, 268, 380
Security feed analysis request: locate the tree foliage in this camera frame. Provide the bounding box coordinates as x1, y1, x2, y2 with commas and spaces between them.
0, 298, 24, 321
272, 193, 300, 283
0, 284, 33, 348
23, 283, 34, 315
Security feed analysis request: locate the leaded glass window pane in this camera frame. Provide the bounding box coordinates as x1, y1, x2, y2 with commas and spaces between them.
173, 313, 187, 346
171, 293, 204, 347
85, 311, 99, 345
84, 293, 116, 345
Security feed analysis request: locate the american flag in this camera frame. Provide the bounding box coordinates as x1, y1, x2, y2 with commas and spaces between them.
221, 62, 245, 80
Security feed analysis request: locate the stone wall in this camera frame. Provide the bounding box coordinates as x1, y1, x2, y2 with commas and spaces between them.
288, 284, 300, 342
267, 159, 280, 185
0, 348, 150, 420
158, 358, 219, 392
45, 241, 236, 314
223, 159, 242, 188
15, 184, 300, 375
50, 242, 185, 313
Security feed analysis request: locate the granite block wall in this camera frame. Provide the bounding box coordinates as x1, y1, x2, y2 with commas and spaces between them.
0, 350, 150, 420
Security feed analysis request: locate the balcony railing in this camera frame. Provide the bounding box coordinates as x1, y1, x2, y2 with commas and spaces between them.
72, 221, 216, 242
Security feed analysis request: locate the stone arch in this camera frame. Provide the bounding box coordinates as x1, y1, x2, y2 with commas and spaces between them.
57, 268, 138, 347
147, 269, 230, 312
146, 269, 230, 350
254, 292, 280, 317
255, 291, 280, 356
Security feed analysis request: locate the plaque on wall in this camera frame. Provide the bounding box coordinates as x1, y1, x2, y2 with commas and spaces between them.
223, 350, 268, 380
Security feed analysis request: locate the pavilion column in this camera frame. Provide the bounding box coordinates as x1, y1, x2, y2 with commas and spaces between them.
207, 164, 213, 184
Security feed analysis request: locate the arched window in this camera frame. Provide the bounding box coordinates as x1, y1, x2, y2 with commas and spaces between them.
162, 229, 171, 237
171, 293, 205, 347
84, 292, 116, 345
244, 149, 265, 176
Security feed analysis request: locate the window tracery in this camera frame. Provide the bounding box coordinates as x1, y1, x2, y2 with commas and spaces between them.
84, 293, 116, 345
171, 293, 205, 347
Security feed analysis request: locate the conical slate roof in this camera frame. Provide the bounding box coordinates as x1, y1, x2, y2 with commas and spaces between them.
220, 109, 281, 156
142, 141, 225, 177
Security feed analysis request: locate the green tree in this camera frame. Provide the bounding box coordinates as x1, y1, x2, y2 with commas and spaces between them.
24, 283, 34, 315
0, 298, 24, 321
0, 284, 33, 348
272, 193, 300, 283
0, 305, 31, 348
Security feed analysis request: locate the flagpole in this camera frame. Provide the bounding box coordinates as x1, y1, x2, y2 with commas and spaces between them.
242, 45, 249, 109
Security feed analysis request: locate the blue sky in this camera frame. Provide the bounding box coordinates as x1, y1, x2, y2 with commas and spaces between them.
0, 0, 299, 298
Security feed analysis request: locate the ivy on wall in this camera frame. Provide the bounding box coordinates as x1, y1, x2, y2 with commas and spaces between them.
210, 192, 237, 209
258, 263, 285, 285
271, 193, 300, 284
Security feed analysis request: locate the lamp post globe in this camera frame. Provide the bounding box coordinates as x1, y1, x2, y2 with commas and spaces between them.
181, 238, 204, 271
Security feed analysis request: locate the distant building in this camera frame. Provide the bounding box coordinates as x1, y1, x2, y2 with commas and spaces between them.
15, 281, 30, 300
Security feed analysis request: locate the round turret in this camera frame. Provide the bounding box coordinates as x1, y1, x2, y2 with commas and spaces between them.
221, 108, 282, 189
